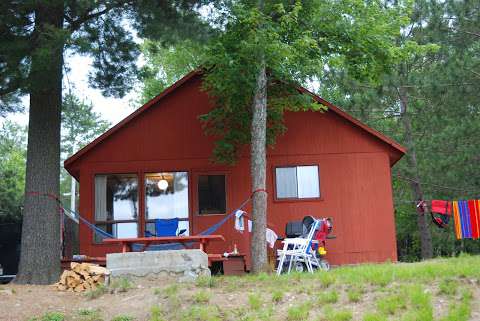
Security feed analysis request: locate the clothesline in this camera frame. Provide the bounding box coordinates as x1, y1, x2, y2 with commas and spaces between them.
414, 199, 480, 240
234, 210, 278, 249
394, 174, 479, 194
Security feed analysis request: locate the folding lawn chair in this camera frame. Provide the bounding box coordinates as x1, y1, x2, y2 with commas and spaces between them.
145, 218, 187, 237
276, 216, 320, 275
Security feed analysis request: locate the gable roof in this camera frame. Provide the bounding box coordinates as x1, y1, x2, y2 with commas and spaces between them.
64, 69, 406, 175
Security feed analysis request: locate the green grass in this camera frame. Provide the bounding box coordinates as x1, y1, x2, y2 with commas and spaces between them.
149, 306, 165, 321
193, 290, 211, 303
77, 308, 103, 321
181, 305, 221, 321
195, 275, 217, 288
438, 278, 458, 296
346, 286, 363, 303
321, 306, 353, 321
110, 277, 133, 293
271, 289, 284, 303
85, 284, 107, 300
161, 284, 178, 298
110, 316, 134, 321
401, 285, 434, 321
376, 293, 407, 315
439, 289, 472, 321
362, 312, 388, 321
317, 272, 335, 288
28, 312, 65, 321
318, 289, 338, 304
286, 301, 311, 321
329, 254, 480, 287
248, 292, 263, 310
18, 256, 480, 321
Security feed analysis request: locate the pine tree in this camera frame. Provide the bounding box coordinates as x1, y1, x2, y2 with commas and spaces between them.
200, 0, 412, 271
0, 0, 212, 284
320, 0, 480, 260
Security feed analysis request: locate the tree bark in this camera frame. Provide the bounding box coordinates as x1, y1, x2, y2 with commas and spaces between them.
398, 86, 433, 260
250, 61, 268, 273
15, 2, 64, 284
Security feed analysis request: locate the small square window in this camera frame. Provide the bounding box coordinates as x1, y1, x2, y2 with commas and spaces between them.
198, 175, 226, 214
275, 165, 320, 199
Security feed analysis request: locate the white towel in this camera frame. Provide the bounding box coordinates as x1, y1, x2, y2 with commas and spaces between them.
248, 220, 252, 232
266, 228, 278, 248
234, 210, 245, 232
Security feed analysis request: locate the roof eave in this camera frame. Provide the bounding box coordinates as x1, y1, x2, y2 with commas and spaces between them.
297, 86, 407, 163
63, 69, 204, 170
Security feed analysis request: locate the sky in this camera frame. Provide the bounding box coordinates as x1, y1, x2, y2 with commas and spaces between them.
6, 53, 141, 128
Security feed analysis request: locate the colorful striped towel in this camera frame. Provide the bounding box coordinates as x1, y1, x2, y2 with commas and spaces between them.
452, 201, 462, 240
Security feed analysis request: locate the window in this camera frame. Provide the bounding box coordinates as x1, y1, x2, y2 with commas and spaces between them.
198, 175, 226, 215
94, 174, 138, 242
275, 165, 320, 199
144, 172, 190, 235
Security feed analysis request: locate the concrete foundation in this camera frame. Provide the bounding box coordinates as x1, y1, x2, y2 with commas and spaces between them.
106, 249, 210, 282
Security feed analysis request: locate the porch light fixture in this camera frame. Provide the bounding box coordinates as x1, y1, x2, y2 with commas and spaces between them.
158, 178, 169, 191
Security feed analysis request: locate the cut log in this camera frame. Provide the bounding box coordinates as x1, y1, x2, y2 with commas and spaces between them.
56, 263, 109, 292
73, 284, 85, 292
57, 284, 67, 291
88, 265, 109, 275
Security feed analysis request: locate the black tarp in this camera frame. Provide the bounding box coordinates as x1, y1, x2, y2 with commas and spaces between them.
0, 222, 21, 275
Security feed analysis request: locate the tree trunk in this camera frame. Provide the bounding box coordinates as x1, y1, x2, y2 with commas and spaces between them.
398, 86, 433, 260
15, 2, 64, 284
250, 61, 268, 273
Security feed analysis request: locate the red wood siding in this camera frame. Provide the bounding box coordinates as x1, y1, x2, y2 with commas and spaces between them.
69, 74, 400, 267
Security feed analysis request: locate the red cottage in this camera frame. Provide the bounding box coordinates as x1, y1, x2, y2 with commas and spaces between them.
64, 70, 405, 270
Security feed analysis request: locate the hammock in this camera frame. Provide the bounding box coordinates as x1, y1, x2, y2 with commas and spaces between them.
61, 193, 255, 251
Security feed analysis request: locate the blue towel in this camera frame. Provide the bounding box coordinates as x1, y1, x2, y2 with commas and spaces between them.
460, 201, 472, 239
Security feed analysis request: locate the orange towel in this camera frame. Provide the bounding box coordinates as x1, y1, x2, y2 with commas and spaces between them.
452, 201, 462, 240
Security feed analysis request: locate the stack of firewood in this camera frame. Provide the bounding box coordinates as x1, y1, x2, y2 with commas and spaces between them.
54, 262, 110, 292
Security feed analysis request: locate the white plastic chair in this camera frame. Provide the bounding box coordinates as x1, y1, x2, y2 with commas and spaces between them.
276, 219, 319, 275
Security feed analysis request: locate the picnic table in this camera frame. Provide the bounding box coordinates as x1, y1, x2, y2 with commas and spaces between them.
102, 235, 225, 253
